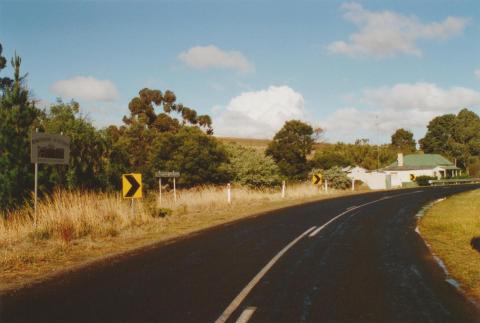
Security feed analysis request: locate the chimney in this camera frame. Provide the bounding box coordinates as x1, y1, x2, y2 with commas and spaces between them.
398, 153, 404, 167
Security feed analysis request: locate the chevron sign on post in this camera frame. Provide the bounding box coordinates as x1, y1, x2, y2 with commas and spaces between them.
122, 173, 142, 199
312, 173, 323, 185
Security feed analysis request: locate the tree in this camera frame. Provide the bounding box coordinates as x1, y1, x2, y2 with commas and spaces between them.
37, 100, 108, 191
0, 49, 40, 212
149, 127, 230, 187
391, 128, 416, 153
419, 114, 456, 156
420, 109, 480, 172
225, 143, 282, 188
266, 120, 314, 180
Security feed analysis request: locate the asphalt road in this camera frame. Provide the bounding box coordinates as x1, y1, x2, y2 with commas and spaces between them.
1, 185, 480, 323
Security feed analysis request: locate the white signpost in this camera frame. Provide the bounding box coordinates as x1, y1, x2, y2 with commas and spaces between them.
155, 171, 180, 205
31, 131, 70, 226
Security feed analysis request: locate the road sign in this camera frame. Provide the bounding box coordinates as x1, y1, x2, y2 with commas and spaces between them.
155, 171, 180, 178
122, 173, 142, 199
312, 173, 323, 185
410, 174, 416, 181
31, 132, 70, 165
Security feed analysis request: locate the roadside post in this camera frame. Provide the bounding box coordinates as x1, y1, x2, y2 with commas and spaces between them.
352, 178, 355, 191
324, 179, 328, 192
31, 131, 70, 227
281, 180, 286, 198
155, 171, 180, 205
122, 173, 143, 216
227, 183, 231, 204
312, 173, 323, 193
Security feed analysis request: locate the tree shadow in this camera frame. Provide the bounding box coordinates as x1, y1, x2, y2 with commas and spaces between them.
471, 237, 480, 253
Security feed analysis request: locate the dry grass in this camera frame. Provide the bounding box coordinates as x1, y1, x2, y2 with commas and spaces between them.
0, 183, 361, 292
419, 189, 480, 302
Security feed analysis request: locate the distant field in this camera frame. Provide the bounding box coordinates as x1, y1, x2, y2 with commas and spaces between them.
217, 137, 271, 151
419, 189, 480, 302
217, 136, 329, 155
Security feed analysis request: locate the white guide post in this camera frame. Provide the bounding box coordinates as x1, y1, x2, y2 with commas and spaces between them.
158, 178, 162, 206
281, 180, 286, 198
173, 177, 177, 204
352, 178, 355, 191
324, 179, 328, 192
227, 183, 231, 204
34, 128, 39, 227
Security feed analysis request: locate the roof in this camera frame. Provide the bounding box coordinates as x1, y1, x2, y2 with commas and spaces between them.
384, 154, 459, 171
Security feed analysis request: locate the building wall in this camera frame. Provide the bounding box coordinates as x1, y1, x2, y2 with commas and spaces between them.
385, 169, 436, 187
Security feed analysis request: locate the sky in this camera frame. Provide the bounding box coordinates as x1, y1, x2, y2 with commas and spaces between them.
1, 0, 480, 143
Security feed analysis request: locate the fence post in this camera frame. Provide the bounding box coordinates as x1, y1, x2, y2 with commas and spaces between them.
281, 180, 286, 198
227, 183, 231, 204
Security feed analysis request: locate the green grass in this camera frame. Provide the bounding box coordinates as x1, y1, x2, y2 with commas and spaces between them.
419, 189, 480, 301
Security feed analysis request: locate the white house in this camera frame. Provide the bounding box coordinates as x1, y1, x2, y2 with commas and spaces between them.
383, 153, 460, 187
344, 153, 460, 190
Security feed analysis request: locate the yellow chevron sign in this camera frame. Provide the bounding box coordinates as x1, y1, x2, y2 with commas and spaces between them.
312, 173, 323, 185
122, 173, 142, 199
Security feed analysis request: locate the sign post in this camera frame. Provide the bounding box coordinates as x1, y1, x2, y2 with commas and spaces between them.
31, 131, 70, 227
281, 180, 286, 198
155, 171, 180, 205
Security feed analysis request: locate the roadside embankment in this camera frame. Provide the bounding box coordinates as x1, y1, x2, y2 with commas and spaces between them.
418, 189, 480, 303
0, 184, 367, 293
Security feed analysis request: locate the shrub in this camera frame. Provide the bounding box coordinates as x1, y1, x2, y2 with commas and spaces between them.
226, 144, 283, 188
152, 208, 173, 218
323, 166, 351, 190
415, 175, 436, 186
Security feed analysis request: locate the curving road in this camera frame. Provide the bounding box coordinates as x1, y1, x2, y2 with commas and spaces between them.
1, 185, 480, 323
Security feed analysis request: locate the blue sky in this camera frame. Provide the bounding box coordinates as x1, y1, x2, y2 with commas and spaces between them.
1, 0, 480, 143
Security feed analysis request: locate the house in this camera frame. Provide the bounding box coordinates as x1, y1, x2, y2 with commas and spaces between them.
344, 153, 460, 190
343, 166, 391, 190
383, 153, 460, 187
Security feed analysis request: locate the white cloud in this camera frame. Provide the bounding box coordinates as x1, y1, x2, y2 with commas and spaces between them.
50, 76, 119, 102
178, 45, 254, 73
214, 86, 308, 138
321, 82, 480, 142
475, 69, 480, 79
328, 2, 469, 58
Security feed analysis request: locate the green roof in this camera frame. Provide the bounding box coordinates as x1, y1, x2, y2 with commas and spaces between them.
386, 154, 454, 170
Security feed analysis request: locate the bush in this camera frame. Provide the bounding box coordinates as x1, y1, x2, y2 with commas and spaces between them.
323, 166, 351, 190
415, 176, 436, 186
226, 144, 283, 188
152, 208, 172, 218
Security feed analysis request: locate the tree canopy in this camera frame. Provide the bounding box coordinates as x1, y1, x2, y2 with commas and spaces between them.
391, 128, 416, 153
266, 120, 314, 180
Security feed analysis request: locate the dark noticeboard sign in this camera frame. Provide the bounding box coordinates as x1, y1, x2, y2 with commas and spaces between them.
31, 132, 70, 165
155, 171, 180, 178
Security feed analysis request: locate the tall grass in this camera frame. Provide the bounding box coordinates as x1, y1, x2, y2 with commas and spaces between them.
0, 183, 349, 280
0, 183, 336, 246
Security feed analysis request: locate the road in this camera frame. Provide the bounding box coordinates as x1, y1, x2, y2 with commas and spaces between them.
1, 185, 480, 323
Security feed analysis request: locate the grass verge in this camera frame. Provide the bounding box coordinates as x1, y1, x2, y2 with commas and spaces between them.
0, 184, 368, 293
418, 189, 480, 302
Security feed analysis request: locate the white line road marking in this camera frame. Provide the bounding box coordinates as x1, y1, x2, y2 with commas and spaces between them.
308, 190, 423, 238
216, 190, 424, 323
235, 307, 257, 323
215, 226, 316, 323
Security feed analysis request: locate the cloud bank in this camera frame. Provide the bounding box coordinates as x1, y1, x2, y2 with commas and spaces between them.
214, 86, 307, 138
179, 45, 254, 73
321, 82, 480, 141
328, 2, 469, 58
50, 76, 119, 102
